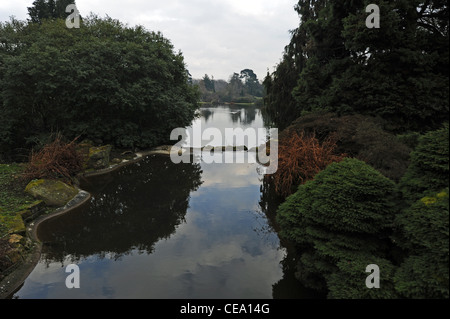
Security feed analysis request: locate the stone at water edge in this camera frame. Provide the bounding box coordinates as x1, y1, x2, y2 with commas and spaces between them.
24, 179, 79, 207
87, 145, 112, 169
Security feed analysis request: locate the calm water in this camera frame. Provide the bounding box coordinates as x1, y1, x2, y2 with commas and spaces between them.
13, 105, 319, 299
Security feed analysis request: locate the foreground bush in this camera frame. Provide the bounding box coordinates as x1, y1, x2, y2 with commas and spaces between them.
276, 158, 398, 297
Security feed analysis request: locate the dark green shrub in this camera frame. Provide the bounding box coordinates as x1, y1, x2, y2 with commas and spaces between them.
276, 158, 399, 297
399, 124, 449, 202
394, 189, 449, 298
327, 254, 398, 299
396, 131, 421, 150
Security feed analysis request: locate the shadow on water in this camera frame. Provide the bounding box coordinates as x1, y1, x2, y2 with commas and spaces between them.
37, 154, 203, 265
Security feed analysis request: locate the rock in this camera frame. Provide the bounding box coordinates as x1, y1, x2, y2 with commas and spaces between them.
76, 140, 94, 167
110, 158, 122, 164
87, 145, 112, 169
25, 179, 79, 207
8, 234, 25, 247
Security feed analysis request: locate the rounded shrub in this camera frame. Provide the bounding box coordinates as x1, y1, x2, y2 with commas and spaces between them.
276, 158, 399, 297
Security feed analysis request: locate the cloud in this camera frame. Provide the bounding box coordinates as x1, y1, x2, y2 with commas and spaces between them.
0, 0, 299, 80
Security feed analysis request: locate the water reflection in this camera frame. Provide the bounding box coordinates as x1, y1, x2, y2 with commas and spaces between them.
183, 105, 266, 149
37, 155, 203, 264
197, 104, 260, 126
16, 157, 286, 298
13, 105, 320, 299
200, 109, 213, 123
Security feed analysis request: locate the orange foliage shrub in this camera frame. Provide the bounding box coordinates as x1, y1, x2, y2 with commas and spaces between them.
22, 136, 84, 182
267, 130, 345, 198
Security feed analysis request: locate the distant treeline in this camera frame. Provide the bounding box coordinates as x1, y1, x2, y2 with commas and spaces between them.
193, 69, 264, 104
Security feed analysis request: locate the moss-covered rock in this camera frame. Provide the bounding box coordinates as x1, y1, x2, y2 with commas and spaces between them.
87, 145, 112, 169
24, 179, 79, 207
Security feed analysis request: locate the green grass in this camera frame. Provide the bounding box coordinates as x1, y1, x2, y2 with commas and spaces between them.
0, 164, 35, 238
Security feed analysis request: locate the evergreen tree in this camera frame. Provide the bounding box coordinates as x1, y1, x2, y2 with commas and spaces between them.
202, 74, 215, 92
333, 0, 449, 131
239, 69, 262, 96
264, 0, 449, 132
264, 0, 362, 129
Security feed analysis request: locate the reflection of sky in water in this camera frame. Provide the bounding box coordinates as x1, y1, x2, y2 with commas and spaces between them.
15, 162, 284, 299
13, 106, 286, 299
182, 106, 268, 148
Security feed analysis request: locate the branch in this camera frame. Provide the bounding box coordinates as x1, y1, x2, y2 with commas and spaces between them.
417, 20, 445, 36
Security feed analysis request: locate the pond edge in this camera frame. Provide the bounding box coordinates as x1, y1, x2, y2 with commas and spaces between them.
0, 147, 172, 299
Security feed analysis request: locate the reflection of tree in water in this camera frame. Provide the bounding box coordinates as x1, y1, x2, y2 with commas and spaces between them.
230, 110, 241, 123
38, 154, 203, 265
228, 105, 257, 125
260, 107, 276, 128
241, 106, 257, 125
201, 109, 214, 123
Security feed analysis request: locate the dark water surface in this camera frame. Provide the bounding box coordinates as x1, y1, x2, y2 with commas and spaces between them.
13, 105, 320, 299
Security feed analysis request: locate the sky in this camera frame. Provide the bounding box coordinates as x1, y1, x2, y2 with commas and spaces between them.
0, 0, 300, 81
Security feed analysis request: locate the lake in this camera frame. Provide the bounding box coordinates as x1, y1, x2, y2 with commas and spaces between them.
12, 104, 320, 299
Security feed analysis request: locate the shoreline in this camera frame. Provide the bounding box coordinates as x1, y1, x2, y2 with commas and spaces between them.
0, 146, 173, 299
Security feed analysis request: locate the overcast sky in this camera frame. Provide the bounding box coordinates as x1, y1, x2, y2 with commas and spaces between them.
0, 0, 300, 81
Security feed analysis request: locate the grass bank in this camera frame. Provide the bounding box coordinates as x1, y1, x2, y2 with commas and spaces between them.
0, 164, 37, 237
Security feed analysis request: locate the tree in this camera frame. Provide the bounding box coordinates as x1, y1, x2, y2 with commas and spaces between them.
228, 72, 244, 98
333, 0, 449, 131
0, 16, 199, 158
264, 0, 361, 129
28, 0, 77, 23
202, 74, 215, 92
240, 69, 263, 96
264, 0, 449, 132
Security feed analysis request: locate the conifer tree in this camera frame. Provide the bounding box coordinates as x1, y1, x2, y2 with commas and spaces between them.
264, 1, 449, 132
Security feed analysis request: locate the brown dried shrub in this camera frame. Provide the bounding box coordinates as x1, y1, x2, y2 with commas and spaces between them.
267, 130, 345, 198
22, 135, 84, 182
